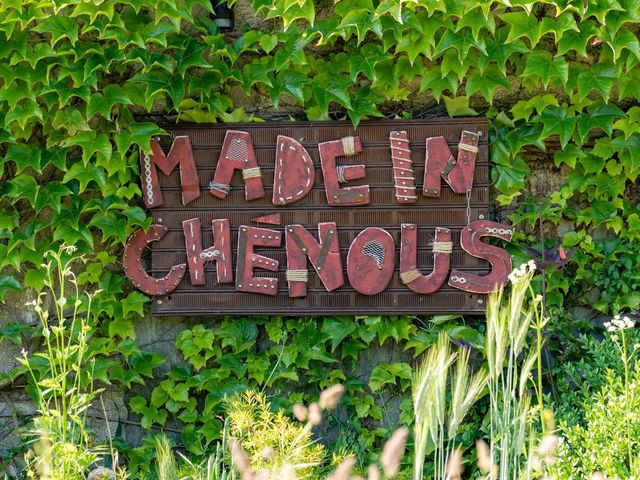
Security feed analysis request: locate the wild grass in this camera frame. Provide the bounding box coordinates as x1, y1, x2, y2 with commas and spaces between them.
482, 261, 543, 480
412, 332, 488, 480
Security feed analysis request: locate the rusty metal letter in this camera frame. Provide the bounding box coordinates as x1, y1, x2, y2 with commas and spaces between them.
423, 130, 480, 197
449, 220, 513, 293
124, 225, 186, 295
285, 222, 344, 298
400, 225, 451, 294
390, 131, 417, 204
140, 136, 200, 209
346, 227, 395, 295
273, 135, 315, 206
210, 130, 265, 201
236, 225, 281, 295
182, 218, 233, 286
319, 136, 370, 206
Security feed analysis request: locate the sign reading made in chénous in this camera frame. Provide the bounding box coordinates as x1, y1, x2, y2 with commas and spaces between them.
122, 119, 513, 316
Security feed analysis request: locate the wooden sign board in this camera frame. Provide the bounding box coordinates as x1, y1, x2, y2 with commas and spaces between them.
125, 119, 513, 316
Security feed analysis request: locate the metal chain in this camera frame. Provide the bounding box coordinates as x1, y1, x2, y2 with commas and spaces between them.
466, 189, 472, 231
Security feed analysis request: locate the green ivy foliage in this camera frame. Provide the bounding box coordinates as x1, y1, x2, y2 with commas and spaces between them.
1, 0, 640, 470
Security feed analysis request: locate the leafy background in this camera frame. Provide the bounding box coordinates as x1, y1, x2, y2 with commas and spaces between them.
0, 0, 639, 475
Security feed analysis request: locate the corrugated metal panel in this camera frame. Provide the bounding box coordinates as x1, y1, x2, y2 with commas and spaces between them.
150, 118, 489, 316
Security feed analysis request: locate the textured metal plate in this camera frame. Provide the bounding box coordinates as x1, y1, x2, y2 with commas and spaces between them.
149, 119, 489, 316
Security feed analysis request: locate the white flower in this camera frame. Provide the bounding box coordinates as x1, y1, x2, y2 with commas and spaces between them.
606, 314, 635, 332
57, 297, 66, 307
508, 261, 537, 283
611, 334, 619, 342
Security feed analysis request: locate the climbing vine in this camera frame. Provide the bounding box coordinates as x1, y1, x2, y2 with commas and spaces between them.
1, 0, 640, 470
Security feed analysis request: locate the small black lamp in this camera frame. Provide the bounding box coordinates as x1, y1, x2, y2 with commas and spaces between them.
211, 0, 234, 31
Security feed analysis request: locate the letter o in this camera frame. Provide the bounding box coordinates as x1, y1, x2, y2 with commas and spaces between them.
347, 227, 395, 295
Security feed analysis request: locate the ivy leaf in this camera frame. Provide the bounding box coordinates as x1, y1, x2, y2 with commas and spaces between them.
5, 174, 39, 208
53, 219, 93, 248
43, 81, 91, 108
492, 156, 529, 204
577, 64, 617, 103
347, 86, 383, 128
606, 28, 640, 62
0, 275, 21, 302
63, 131, 112, 165
241, 58, 274, 92
0, 321, 31, 344
349, 43, 390, 81
576, 200, 618, 228
4, 100, 43, 129
89, 212, 128, 244
33, 15, 79, 46
522, 51, 569, 87
133, 72, 185, 109
536, 106, 576, 148
5, 144, 42, 173
397, 30, 434, 65
557, 21, 598, 57
554, 144, 587, 169
63, 163, 107, 192
320, 317, 357, 352
130, 351, 166, 378
275, 70, 310, 103
115, 122, 166, 153
434, 28, 486, 60
576, 104, 625, 143
87, 93, 111, 120
71, 1, 115, 23
419, 68, 458, 101
35, 183, 72, 214
465, 65, 510, 102
52, 109, 90, 136
337, 9, 378, 44
24, 268, 47, 292
259, 34, 278, 53
511, 95, 559, 122
443, 96, 478, 117
500, 11, 542, 46
122, 291, 149, 318
174, 39, 209, 77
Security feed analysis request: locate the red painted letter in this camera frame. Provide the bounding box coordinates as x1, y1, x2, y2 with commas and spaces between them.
347, 227, 395, 295
449, 220, 513, 293
423, 130, 480, 197
210, 130, 265, 201
123, 225, 186, 295
140, 136, 199, 208
319, 136, 370, 206
390, 131, 417, 204
182, 218, 233, 286
236, 225, 281, 295
400, 225, 451, 294
285, 222, 344, 298
273, 135, 315, 206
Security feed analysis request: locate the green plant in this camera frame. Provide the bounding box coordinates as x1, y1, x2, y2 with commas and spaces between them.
552, 318, 640, 479
554, 365, 640, 479
19, 246, 103, 479
225, 389, 326, 479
